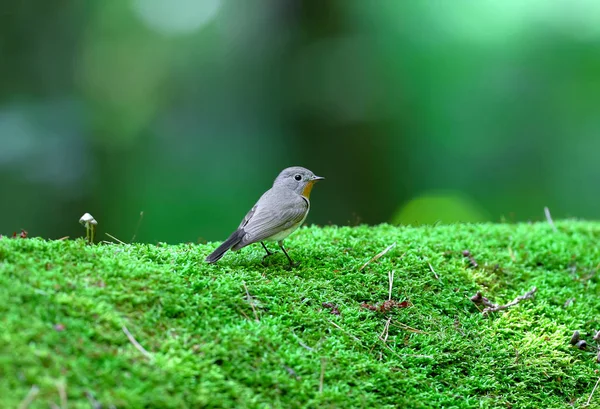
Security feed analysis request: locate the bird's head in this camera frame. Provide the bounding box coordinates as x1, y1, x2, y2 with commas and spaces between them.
273, 166, 325, 198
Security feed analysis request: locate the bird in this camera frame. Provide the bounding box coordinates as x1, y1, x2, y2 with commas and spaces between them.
205, 166, 324, 267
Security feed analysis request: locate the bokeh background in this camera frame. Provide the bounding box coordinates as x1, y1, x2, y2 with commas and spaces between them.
1, 0, 599, 243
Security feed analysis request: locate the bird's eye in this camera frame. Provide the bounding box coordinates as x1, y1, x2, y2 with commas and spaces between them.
294, 174, 302, 181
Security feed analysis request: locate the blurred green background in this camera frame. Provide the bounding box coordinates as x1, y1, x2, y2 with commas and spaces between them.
1, 0, 599, 243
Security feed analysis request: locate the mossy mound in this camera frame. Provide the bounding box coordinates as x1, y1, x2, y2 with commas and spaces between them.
1, 222, 599, 408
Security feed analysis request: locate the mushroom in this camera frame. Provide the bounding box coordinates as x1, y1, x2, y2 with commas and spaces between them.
570, 330, 580, 345
575, 340, 587, 350
79, 213, 98, 244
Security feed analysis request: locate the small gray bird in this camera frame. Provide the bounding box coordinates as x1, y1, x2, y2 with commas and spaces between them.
205, 166, 324, 266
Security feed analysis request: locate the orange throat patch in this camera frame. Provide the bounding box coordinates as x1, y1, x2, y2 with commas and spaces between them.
302, 180, 316, 199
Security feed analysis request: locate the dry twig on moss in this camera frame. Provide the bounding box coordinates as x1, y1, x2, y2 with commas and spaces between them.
462, 250, 479, 268
428, 262, 439, 280
585, 376, 600, 407
18, 385, 39, 409
470, 287, 537, 315
361, 300, 410, 313
122, 325, 153, 360
379, 317, 392, 343
319, 357, 327, 394
359, 243, 399, 271
85, 391, 102, 409
243, 281, 259, 322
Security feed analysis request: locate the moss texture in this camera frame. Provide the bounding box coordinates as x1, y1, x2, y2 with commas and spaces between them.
1, 222, 600, 408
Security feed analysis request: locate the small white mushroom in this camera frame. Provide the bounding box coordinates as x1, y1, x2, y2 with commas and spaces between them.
79, 213, 97, 226
79, 213, 98, 244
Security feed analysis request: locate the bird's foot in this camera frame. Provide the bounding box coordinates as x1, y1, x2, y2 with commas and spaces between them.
261, 253, 276, 266
284, 260, 300, 270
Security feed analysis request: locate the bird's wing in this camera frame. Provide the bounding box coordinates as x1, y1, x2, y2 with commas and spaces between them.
238, 205, 257, 229
238, 188, 308, 246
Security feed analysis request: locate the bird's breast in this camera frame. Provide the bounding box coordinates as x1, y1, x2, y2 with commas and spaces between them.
266, 209, 309, 242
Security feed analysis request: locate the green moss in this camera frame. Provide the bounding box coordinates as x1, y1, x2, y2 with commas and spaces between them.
1, 222, 599, 408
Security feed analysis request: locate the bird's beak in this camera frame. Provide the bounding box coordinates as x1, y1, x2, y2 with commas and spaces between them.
312, 175, 325, 181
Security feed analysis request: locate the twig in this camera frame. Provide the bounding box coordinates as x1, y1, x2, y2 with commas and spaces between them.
488, 287, 537, 313
576, 262, 600, 283
544, 206, 557, 232
470, 292, 496, 309
585, 376, 600, 407
85, 391, 102, 409
379, 317, 392, 343
105, 233, 126, 245
428, 262, 439, 280
236, 306, 251, 321
284, 365, 300, 380
328, 320, 361, 342
292, 332, 315, 351
470, 287, 537, 315
361, 299, 410, 313
359, 243, 397, 271
57, 380, 67, 409
242, 281, 259, 322
319, 357, 327, 393
122, 325, 153, 360
462, 250, 478, 268
298, 339, 314, 352
390, 320, 427, 334
131, 211, 145, 243
18, 385, 39, 409
508, 246, 516, 262
388, 270, 395, 301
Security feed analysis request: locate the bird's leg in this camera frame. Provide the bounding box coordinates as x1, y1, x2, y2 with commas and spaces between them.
261, 242, 274, 260
278, 241, 299, 268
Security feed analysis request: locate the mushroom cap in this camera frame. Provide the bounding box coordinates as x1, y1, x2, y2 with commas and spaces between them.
79, 213, 98, 226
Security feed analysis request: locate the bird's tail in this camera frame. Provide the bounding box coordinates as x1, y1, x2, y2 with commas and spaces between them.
205, 229, 245, 263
